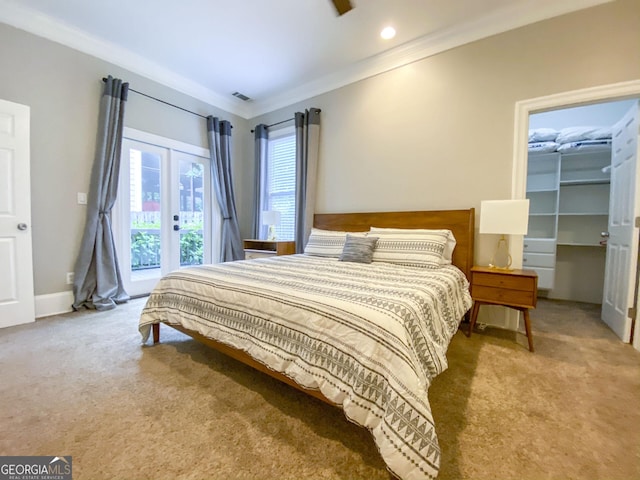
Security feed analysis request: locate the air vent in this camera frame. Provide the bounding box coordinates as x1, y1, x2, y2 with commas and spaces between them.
232, 92, 251, 101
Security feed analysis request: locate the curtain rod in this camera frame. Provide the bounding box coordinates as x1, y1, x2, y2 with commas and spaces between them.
250, 117, 293, 133
267, 117, 295, 128
253, 109, 322, 132
101, 77, 208, 121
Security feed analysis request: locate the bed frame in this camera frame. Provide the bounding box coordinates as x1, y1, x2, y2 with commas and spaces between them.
152, 208, 475, 406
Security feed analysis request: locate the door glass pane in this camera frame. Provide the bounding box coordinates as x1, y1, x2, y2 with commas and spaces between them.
179, 159, 204, 266
129, 148, 162, 280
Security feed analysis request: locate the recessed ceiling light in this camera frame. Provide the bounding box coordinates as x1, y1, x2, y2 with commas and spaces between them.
380, 26, 396, 40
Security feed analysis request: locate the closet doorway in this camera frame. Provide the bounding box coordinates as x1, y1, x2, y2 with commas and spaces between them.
522, 97, 640, 348
513, 81, 640, 350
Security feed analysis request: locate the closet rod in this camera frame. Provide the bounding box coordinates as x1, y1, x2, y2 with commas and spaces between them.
101, 77, 211, 121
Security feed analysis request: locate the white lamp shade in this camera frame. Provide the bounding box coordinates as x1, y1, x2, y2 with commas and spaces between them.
261, 210, 281, 226
480, 199, 530, 235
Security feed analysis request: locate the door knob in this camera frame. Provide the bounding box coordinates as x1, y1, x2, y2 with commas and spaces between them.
17, 223, 27, 231
601, 231, 610, 238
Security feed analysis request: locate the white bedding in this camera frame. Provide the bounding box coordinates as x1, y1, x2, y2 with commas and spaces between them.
139, 254, 472, 480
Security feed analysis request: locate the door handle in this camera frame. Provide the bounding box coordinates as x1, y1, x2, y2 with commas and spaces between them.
601, 231, 610, 238
17, 223, 28, 231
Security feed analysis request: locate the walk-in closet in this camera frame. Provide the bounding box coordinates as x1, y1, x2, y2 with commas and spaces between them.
524, 99, 638, 305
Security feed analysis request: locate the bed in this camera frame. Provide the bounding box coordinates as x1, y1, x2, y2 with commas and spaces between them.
139, 209, 475, 480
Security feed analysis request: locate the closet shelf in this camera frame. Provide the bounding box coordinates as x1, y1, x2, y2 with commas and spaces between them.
560, 179, 610, 186
525, 145, 611, 293
557, 242, 606, 247
558, 212, 608, 216
527, 187, 559, 193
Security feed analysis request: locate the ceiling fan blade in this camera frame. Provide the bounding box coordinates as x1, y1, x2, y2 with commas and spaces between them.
331, 0, 353, 16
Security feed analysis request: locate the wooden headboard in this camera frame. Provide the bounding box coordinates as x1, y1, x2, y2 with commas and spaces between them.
314, 209, 475, 280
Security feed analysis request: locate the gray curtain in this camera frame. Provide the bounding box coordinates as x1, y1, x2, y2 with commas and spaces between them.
294, 108, 321, 253
252, 124, 268, 239
72, 76, 130, 311
207, 116, 244, 262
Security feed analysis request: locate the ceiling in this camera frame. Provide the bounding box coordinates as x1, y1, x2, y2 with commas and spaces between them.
0, 0, 611, 118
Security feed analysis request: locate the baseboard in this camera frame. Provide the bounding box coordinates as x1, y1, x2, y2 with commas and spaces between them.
35, 291, 74, 319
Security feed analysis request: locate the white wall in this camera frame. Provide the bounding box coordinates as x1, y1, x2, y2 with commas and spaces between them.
0, 22, 249, 300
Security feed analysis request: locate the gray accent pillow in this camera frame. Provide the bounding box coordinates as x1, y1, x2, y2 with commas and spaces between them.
339, 234, 379, 264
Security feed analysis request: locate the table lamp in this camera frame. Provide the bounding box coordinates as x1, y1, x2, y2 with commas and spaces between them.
480, 199, 529, 270
262, 210, 281, 241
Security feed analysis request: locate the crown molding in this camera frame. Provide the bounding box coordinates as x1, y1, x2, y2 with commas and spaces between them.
0, 0, 251, 118
249, 0, 613, 116
0, 0, 613, 120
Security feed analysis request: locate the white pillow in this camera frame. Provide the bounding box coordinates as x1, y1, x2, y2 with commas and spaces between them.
556, 139, 612, 153
368, 227, 455, 268
528, 128, 558, 143
304, 228, 366, 258
528, 141, 559, 154
556, 126, 612, 144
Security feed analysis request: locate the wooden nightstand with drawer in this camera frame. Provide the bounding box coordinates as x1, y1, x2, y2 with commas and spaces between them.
243, 240, 295, 260
468, 266, 538, 352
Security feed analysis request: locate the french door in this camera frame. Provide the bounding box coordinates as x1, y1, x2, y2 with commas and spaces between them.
114, 129, 218, 296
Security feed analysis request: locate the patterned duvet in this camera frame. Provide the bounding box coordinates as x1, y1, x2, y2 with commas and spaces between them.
139, 254, 472, 480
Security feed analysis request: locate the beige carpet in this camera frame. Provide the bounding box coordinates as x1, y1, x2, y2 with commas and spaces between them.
0, 298, 638, 480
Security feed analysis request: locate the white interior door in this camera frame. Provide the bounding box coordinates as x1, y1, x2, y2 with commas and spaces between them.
0, 98, 34, 328
602, 100, 640, 342
115, 133, 213, 297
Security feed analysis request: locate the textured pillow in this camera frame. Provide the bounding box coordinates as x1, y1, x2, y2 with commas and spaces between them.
339, 234, 379, 264
369, 227, 452, 268
304, 229, 366, 258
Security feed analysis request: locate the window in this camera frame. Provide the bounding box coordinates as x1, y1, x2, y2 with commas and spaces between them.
261, 126, 296, 240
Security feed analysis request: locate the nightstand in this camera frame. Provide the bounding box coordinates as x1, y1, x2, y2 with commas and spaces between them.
243, 239, 296, 260
468, 266, 538, 352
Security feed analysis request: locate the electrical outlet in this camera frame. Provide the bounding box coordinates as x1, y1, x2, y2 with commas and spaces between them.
66, 272, 74, 285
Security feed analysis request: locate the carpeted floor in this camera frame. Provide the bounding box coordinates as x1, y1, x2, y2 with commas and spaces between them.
0, 298, 638, 480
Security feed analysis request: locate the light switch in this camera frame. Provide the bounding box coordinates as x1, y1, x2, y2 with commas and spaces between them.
77, 192, 87, 205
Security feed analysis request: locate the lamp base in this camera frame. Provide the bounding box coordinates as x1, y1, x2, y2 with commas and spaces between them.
267, 225, 277, 241
487, 264, 515, 272
488, 235, 513, 270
